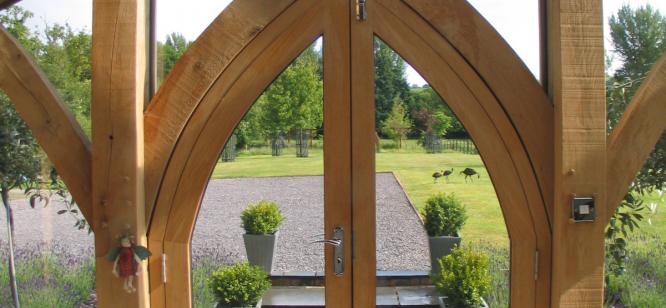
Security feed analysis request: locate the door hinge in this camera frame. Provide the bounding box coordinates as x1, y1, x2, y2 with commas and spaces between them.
162, 253, 168, 284
356, 0, 367, 21
534, 250, 539, 280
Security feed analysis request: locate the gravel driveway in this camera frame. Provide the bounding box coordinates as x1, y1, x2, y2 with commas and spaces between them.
1, 173, 429, 271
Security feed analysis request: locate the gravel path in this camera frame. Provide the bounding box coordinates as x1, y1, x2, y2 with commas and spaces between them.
1, 173, 429, 271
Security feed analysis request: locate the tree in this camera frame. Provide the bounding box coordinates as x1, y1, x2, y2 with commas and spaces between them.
374, 38, 411, 133
0, 7, 44, 306
605, 5, 666, 304
381, 98, 413, 148
38, 24, 92, 135
407, 86, 463, 138
157, 33, 191, 86
257, 45, 323, 155
0, 95, 41, 308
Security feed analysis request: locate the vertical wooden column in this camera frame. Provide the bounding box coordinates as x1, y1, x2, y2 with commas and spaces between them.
92, 0, 149, 307
548, 0, 607, 306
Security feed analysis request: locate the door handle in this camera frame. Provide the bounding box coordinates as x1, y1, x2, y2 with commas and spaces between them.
311, 226, 344, 276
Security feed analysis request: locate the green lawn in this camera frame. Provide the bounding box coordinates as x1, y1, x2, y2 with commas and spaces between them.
214, 140, 507, 244
214, 140, 666, 245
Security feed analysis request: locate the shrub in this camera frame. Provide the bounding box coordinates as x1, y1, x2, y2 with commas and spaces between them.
433, 246, 490, 308
208, 262, 271, 307
241, 201, 284, 235
423, 193, 467, 237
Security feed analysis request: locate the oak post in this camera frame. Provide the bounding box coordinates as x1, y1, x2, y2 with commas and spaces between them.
92, 0, 149, 306
548, 0, 607, 306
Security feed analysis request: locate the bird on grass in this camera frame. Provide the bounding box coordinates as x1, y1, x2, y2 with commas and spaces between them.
460, 168, 480, 183
432, 170, 444, 183
442, 168, 454, 183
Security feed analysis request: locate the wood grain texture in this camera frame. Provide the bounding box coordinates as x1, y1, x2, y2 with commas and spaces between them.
143, 0, 294, 224
147, 1, 330, 306
405, 0, 555, 224
350, 0, 376, 306
0, 27, 93, 223
321, 1, 352, 306
607, 52, 666, 219
91, 0, 149, 306
372, 1, 552, 306
548, 0, 607, 306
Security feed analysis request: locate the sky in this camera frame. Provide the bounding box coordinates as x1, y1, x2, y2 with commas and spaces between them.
17, 0, 666, 86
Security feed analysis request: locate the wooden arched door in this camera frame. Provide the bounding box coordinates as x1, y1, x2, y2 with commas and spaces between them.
145, 1, 553, 307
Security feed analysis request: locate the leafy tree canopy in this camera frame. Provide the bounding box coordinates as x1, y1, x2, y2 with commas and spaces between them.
374, 38, 411, 133
608, 4, 666, 193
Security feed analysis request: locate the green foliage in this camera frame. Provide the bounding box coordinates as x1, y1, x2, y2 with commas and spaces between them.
468, 241, 509, 308
604, 233, 666, 307
157, 33, 191, 86
0, 94, 41, 194
604, 6, 666, 300
241, 201, 284, 235
380, 98, 413, 148
0, 252, 95, 307
423, 193, 467, 237
207, 263, 271, 307
258, 45, 323, 137
374, 38, 411, 133
407, 86, 464, 138
433, 246, 490, 308
605, 193, 646, 278
607, 4, 666, 194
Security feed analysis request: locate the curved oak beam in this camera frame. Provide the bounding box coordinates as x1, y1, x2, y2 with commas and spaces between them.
372, 1, 551, 306
0, 27, 92, 223
143, 0, 295, 223
607, 52, 666, 220
146, 1, 324, 306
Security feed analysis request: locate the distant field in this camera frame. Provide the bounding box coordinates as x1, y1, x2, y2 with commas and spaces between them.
213, 139, 666, 245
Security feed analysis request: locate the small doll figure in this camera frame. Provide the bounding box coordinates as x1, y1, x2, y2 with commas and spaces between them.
106, 235, 152, 293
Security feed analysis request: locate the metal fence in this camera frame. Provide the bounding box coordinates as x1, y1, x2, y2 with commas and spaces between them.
442, 139, 478, 154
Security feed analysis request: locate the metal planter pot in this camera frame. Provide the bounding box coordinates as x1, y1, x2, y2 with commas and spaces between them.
243, 232, 278, 273
428, 235, 461, 274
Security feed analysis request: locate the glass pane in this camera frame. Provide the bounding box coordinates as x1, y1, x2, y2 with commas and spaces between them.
603, 2, 666, 306
1, 2, 92, 135
155, 1, 231, 89
1, 5, 96, 306
374, 37, 510, 307
0, 91, 95, 306
191, 38, 325, 307
466, 0, 539, 80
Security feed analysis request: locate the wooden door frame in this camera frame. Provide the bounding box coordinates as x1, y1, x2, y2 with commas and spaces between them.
145, 0, 553, 307
350, 1, 554, 306
144, 1, 356, 306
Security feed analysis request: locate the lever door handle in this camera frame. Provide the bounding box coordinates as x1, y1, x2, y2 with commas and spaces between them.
311, 239, 342, 246
310, 226, 344, 276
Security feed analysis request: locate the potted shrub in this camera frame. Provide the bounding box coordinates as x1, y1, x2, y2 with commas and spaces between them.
208, 262, 271, 307
432, 246, 490, 308
423, 192, 467, 273
241, 200, 284, 273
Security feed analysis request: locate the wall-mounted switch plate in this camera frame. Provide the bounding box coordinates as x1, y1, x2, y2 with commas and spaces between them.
571, 195, 595, 222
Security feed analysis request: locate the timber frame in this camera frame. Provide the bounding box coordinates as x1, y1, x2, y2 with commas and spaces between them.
0, 0, 664, 307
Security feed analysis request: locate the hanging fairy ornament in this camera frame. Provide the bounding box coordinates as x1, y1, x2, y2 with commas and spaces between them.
106, 234, 152, 293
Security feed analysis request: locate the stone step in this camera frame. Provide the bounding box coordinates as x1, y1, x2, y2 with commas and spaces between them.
262, 286, 439, 307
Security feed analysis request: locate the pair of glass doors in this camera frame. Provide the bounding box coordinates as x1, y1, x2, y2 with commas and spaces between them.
184, 0, 523, 307
276, 1, 416, 306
